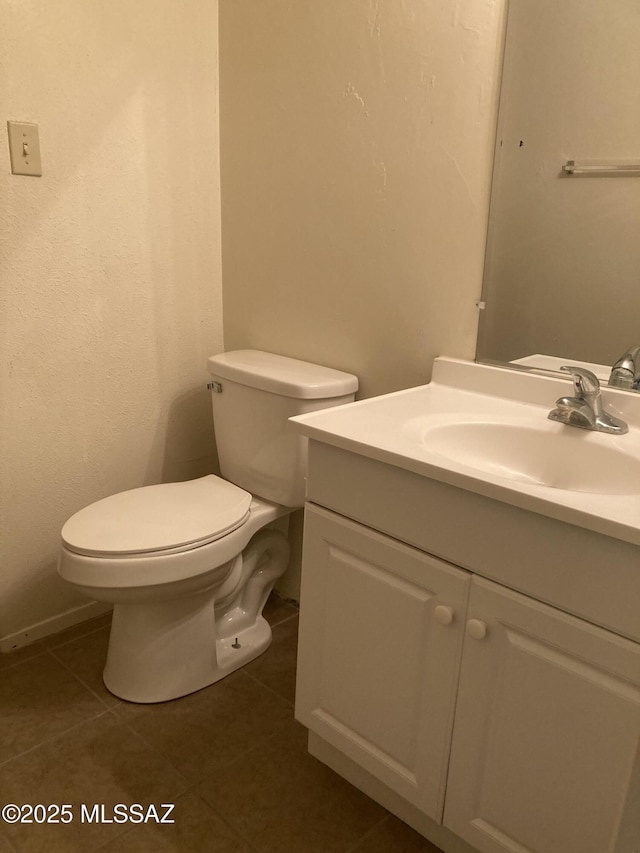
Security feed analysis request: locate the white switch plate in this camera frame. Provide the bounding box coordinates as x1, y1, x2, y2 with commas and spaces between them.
7, 121, 42, 176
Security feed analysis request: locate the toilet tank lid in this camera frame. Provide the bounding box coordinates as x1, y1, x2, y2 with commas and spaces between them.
208, 350, 358, 399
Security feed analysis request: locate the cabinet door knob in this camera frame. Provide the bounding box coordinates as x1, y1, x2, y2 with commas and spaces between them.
466, 619, 488, 640
434, 605, 454, 626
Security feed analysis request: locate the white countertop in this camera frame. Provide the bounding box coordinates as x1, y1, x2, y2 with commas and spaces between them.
291, 358, 640, 548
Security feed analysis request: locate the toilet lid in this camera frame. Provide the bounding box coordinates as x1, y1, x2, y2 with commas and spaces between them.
61, 475, 252, 557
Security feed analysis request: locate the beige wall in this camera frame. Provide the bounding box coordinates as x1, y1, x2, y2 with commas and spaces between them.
219, 0, 505, 399
0, 1, 223, 646
1, 0, 507, 642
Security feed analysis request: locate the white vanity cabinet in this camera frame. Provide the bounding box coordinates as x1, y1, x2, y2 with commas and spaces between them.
295, 504, 469, 821
445, 577, 640, 853
295, 441, 640, 853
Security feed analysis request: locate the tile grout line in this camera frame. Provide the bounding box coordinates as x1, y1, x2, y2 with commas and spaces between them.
266, 609, 299, 629
39, 643, 180, 814
0, 647, 48, 673
68, 795, 144, 853
99, 712, 196, 815
0, 707, 113, 771
196, 709, 295, 789
189, 790, 264, 853
43, 618, 112, 652
45, 645, 115, 713
104, 707, 195, 792
194, 719, 387, 853
241, 665, 295, 708
101, 718, 271, 853
112, 698, 271, 806
0, 619, 112, 673
194, 783, 266, 853
343, 813, 392, 853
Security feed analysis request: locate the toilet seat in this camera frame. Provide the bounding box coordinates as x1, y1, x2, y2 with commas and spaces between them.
61, 475, 251, 558
58, 495, 286, 591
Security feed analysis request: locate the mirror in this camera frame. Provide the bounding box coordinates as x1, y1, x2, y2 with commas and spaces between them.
476, 0, 640, 387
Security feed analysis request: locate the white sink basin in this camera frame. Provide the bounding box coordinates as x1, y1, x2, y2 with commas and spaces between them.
420, 421, 640, 495
291, 357, 640, 546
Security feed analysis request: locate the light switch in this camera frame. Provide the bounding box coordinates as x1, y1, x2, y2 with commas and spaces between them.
7, 121, 42, 176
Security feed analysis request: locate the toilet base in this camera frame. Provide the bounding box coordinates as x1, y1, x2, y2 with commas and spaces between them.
97, 527, 290, 703
103, 593, 273, 703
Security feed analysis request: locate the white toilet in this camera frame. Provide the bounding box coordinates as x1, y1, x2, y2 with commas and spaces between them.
58, 350, 358, 703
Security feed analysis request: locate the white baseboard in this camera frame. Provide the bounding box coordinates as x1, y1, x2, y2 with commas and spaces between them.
0, 601, 113, 653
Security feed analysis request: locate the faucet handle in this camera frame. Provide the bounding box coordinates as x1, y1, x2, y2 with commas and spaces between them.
560, 365, 600, 398
551, 366, 628, 434
609, 346, 640, 389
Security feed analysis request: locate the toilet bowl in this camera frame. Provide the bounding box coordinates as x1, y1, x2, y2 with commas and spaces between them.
60, 478, 291, 703
58, 351, 358, 703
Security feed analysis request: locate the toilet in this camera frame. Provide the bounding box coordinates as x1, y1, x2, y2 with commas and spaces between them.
57, 350, 358, 703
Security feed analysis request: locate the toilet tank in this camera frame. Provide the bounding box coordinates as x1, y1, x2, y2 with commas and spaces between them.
207, 350, 358, 507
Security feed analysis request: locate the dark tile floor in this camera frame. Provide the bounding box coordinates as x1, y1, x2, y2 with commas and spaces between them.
0, 596, 443, 852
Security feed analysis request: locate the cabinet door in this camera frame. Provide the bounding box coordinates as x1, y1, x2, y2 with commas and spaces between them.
295, 504, 469, 821
444, 576, 640, 853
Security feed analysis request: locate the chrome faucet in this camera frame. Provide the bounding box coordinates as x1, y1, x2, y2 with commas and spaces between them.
548, 366, 628, 434
609, 346, 640, 390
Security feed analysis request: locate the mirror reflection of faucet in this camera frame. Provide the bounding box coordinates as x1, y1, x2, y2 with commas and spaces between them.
609, 346, 640, 390
548, 366, 628, 435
